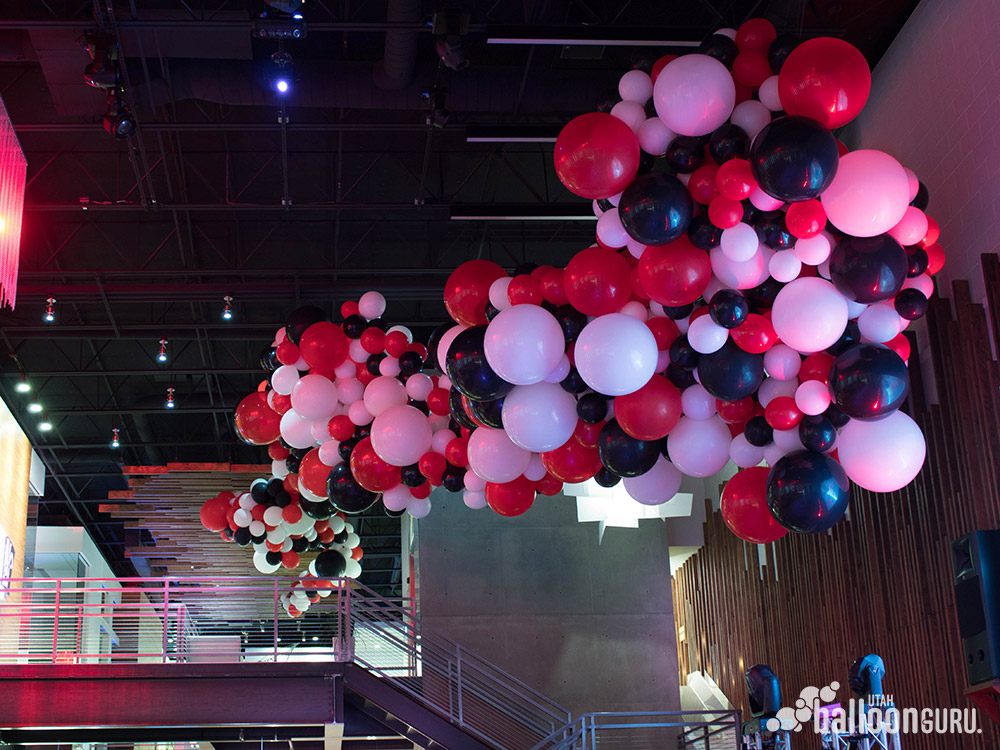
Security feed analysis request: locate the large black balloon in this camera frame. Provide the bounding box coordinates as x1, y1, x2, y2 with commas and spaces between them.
749, 116, 839, 202
468, 396, 504, 429
618, 172, 693, 246
285, 306, 328, 345
829, 234, 908, 303
315, 549, 348, 577
766, 450, 850, 533
426, 322, 452, 370
327, 463, 380, 514
445, 326, 514, 402
828, 344, 909, 421
597, 419, 661, 478
696, 340, 765, 401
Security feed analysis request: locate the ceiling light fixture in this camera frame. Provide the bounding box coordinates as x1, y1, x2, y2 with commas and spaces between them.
432, 9, 471, 71
103, 93, 137, 140
15, 374, 30, 393
157, 339, 168, 363
27, 400, 42, 414
44, 297, 55, 322
111, 427, 120, 449
165, 386, 175, 409
222, 295, 234, 320
269, 51, 294, 94
38, 419, 52, 432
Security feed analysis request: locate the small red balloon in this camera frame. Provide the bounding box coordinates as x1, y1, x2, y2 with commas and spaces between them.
540, 267, 569, 306
426, 388, 450, 416
721, 466, 788, 544
340, 301, 360, 318
360, 327, 386, 355
735, 18, 776, 52
924, 243, 945, 275
418, 451, 447, 483
886, 333, 911, 363
765, 396, 804, 430
650, 54, 678, 82
799, 352, 835, 385
282, 551, 301, 569
534, 472, 563, 496
384, 331, 409, 358
445, 437, 469, 468
268, 442, 290, 461
328, 415, 355, 441
716, 397, 755, 424
687, 164, 719, 204
708, 196, 744, 229
200, 495, 230, 532
276, 341, 300, 365
785, 200, 827, 239
282, 504, 303, 524
646, 316, 680, 351
732, 51, 771, 89
541, 437, 602, 484
716, 159, 756, 201
919, 216, 940, 248
485, 476, 536, 517
554, 113, 640, 200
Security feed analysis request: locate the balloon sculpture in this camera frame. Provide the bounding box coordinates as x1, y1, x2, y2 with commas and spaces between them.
432, 20, 939, 542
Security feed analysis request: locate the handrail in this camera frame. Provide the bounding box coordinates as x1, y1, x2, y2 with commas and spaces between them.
530, 710, 743, 750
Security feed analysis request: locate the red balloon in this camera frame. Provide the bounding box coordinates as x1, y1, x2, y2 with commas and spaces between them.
282, 504, 303, 524
646, 316, 680, 351
924, 243, 945, 275
540, 267, 568, 306
384, 331, 409, 358
299, 321, 349, 371
410, 482, 432, 499
778, 37, 871, 129
535, 472, 563, 496
541, 437, 602, 483
445, 437, 469, 468
564, 247, 632, 316
276, 341, 300, 365
732, 51, 771, 89
707, 196, 743, 229
615, 375, 682, 441
687, 164, 719, 204
765, 396, 803, 430
340, 301, 360, 318
351, 546, 364, 561
418, 451, 447, 484
444, 260, 507, 326
573, 420, 603, 450
637, 237, 712, 307
426, 388, 450, 416
721, 467, 788, 544
785, 200, 827, 239
485, 476, 536, 517
282, 551, 301, 569
199, 494, 230, 532
234, 392, 281, 446
919, 216, 940, 248
507, 274, 543, 306
252, 503, 267, 522
299, 448, 332, 498
735, 18, 776, 51
350, 437, 401, 493
799, 352, 835, 384
717, 397, 754, 424
328, 414, 355, 441
650, 54, 678, 82
716, 159, 756, 201
886, 333, 911, 363
270, 392, 292, 416
554, 113, 640, 199
268, 442, 290, 460
360, 327, 386, 354
730, 314, 776, 354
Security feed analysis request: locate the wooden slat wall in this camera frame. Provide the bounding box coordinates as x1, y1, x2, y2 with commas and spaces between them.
672, 254, 1000, 749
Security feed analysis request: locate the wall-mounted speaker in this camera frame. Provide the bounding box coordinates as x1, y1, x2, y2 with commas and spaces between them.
951, 530, 1000, 685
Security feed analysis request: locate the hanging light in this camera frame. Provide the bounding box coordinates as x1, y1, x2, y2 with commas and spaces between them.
38, 418, 52, 432
111, 427, 120, 449
222, 295, 233, 320
27, 399, 42, 413
165, 386, 175, 409
44, 297, 55, 322
157, 339, 168, 363
15, 374, 30, 393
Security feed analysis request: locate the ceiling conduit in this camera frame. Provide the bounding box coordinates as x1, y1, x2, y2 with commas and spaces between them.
373, 0, 421, 90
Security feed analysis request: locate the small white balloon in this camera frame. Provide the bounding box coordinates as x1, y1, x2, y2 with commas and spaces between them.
463, 490, 488, 510
763, 344, 802, 381
407, 497, 432, 519
794, 380, 832, 416
489, 277, 513, 311
768, 250, 802, 283
730, 100, 771, 141
758, 376, 798, 407
749, 187, 785, 211
858, 304, 904, 343
721, 223, 759, 263
618, 69, 653, 103
610, 100, 647, 132
637, 117, 675, 156
758, 75, 782, 111
687, 315, 729, 354
681, 383, 716, 420
772, 427, 804, 452
358, 291, 387, 321
730, 434, 765, 468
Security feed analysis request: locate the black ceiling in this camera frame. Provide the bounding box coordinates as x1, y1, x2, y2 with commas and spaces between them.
0, 0, 920, 581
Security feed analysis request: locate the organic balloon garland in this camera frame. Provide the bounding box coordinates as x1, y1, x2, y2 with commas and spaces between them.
436, 19, 941, 542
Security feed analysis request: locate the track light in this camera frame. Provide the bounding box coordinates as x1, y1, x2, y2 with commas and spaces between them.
103, 92, 137, 140
44, 297, 55, 322
157, 339, 168, 363
165, 386, 175, 409
28, 400, 42, 414
222, 295, 234, 320
111, 428, 120, 449
16, 374, 30, 393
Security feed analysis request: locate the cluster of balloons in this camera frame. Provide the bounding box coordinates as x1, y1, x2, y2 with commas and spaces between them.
428, 20, 939, 536
199, 479, 364, 581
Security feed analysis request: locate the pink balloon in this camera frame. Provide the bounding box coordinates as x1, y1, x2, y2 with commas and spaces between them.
382, 484, 413, 512
653, 54, 736, 137
623, 457, 683, 505
467, 427, 531, 484
771, 277, 848, 354
405, 373, 434, 401
336, 377, 364, 405
887, 206, 929, 246
838, 411, 925, 492
363, 376, 408, 417
370, 404, 433, 467
820, 150, 910, 237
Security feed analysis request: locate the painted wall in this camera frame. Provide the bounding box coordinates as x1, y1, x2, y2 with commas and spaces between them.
418, 489, 680, 716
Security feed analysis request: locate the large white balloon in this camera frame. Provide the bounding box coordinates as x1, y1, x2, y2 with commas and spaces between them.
820, 150, 911, 237
370, 404, 433, 467
280, 409, 317, 449
838, 411, 926, 492
501, 382, 577, 452
484, 305, 566, 386
467, 427, 531, 484
667, 415, 732, 477
291, 374, 339, 420
771, 277, 848, 354
653, 54, 735, 136
574, 313, 658, 396
623, 457, 683, 505
271, 364, 300, 396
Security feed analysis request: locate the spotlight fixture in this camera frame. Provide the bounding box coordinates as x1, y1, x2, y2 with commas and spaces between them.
111, 428, 120, 449
82, 33, 119, 89
27, 400, 42, 414
269, 51, 294, 94
103, 93, 137, 140
38, 419, 52, 432
44, 297, 55, 322
432, 9, 471, 71
15, 374, 30, 393
222, 295, 234, 320
157, 339, 168, 363
165, 386, 175, 409
423, 86, 450, 129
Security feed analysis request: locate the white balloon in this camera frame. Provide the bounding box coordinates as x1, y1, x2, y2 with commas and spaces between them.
772, 427, 804, 452
794, 380, 832, 416
363, 375, 408, 417
272, 459, 289, 478
485, 305, 566, 386
329, 516, 346, 535
730, 434, 765, 468
523, 453, 547, 482
618, 69, 653, 103
838, 411, 925, 492
653, 54, 735, 136
681, 383, 716, 420
666, 415, 731, 477
544, 354, 571, 384
405, 373, 434, 401
763, 344, 802, 381
334, 360, 357, 379
710, 246, 773, 289
431, 428, 454, 455
721, 223, 759, 262
271, 365, 300, 396
687, 315, 729, 354
489, 277, 513, 311
637, 117, 675, 156
574, 314, 658, 396
233, 508, 252, 527
407, 497, 432, 519
347, 400, 373, 426
858, 304, 903, 343
467, 427, 531, 484
463, 490, 487, 510
382, 484, 412, 512
619, 300, 649, 321
254, 552, 281, 574
280, 409, 317, 449
263, 506, 284, 526
821, 150, 910, 237
249, 520, 265, 537
358, 291, 387, 321
379, 356, 401, 377
238, 493, 255, 510
437, 325, 468, 372
336, 377, 364, 405
771, 278, 848, 354
596, 209, 630, 248
610, 100, 647, 132
749, 187, 785, 212
768, 250, 801, 283
845, 298, 868, 320
763, 442, 789, 466
730, 100, 771, 141
758, 376, 798, 407
902, 273, 934, 299
348, 338, 369, 364
758, 75, 782, 110
502, 382, 577, 452
291, 374, 340, 421
623, 457, 683, 506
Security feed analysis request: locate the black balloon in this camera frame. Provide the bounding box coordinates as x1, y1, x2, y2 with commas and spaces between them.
366, 317, 388, 332
285, 306, 328, 345
751, 211, 794, 249
750, 116, 839, 202
284, 453, 302, 474
338, 436, 359, 462
221, 527, 235, 541
666, 364, 697, 389
301, 498, 334, 519
448, 386, 479, 430
688, 213, 723, 248
618, 172, 694, 246
401, 464, 424, 487
597, 419, 661, 478
594, 466, 622, 487
233, 527, 252, 546
824, 403, 851, 428
251, 482, 269, 503
342, 314, 367, 339
826, 319, 861, 357
709, 123, 750, 164
327, 463, 380, 514
265, 550, 282, 565
829, 234, 908, 304
828, 344, 909, 421
905, 247, 929, 277
260, 347, 280, 372
274, 491, 291, 508
696, 340, 765, 401
709, 289, 749, 329
560, 367, 590, 394
315, 549, 347, 577
912, 181, 929, 211
385, 506, 406, 518
442, 465, 466, 493
485, 302, 501, 322
468, 396, 504, 429
766, 450, 850, 533
426, 322, 451, 370
744, 415, 773, 447
698, 33, 739, 68
366, 353, 386, 376
577, 392, 608, 424
398, 350, 423, 375
669, 335, 700, 369
554, 305, 588, 342
665, 135, 706, 173
743, 276, 784, 310
445, 326, 514, 402
664, 302, 695, 319
292, 536, 309, 553
798, 415, 837, 453
768, 34, 799, 73
894, 289, 928, 320
267, 478, 283, 497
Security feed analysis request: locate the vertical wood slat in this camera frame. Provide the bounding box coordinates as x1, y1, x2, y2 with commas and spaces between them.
672, 255, 1000, 750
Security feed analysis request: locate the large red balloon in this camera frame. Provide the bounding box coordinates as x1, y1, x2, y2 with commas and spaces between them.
349, 437, 401, 493
637, 237, 712, 306
299, 321, 349, 370
485, 475, 536, 517
564, 247, 632, 316
200, 494, 230, 532
614, 375, 682, 441
299, 448, 332, 498
554, 113, 640, 200
234, 392, 281, 445
721, 467, 788, 544
444, 260, 507, 327
540, 436, 602, 484
778, 37, 871, 130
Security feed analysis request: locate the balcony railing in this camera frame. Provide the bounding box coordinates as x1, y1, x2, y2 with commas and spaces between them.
530, 710, 743, 750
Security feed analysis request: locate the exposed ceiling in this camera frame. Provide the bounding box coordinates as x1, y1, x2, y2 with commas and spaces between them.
0, 0, 920, 586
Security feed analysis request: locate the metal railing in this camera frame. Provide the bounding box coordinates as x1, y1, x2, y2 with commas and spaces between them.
0, 577, 570, 749
530, 711, 742, 750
